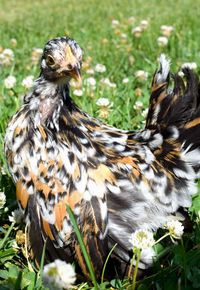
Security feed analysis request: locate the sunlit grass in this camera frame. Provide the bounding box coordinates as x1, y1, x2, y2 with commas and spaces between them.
0, 0, 200, 289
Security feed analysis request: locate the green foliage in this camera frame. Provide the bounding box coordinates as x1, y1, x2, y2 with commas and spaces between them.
66, 205, 99, 289
0, 0, 200, 289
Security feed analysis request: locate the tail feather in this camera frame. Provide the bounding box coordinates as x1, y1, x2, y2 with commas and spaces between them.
154, 54, 170, 85
146, 54, 171, 128
146, 55, 200, 173
180, 68, 200, 147
146, 55, 200, 129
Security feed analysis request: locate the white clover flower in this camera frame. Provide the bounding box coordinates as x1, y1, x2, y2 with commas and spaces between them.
122, 77, 129, 84
4, 76, 16, 89
22, 75, 34, 89
100, 78, 110, 86
165, 220, 184, 239
132, 26, 142, 37
31, 48, 43, 65
109, 82, 116, 88
70, 79, 82, 89
0, 166, 6, 175
96, 97, 111, 107
101, 38, 109, 45
142, 108, 148, 118
128, 16, 135, 24
100, 77, 116, 88
4, 206, 9, 212
94, 63, 106, 73
129, 229, 155, 250
157, 36, 168, 47
86, 68, 95, 74
42, 260, 76, 290
70, 79, 76, 88
96, 98, 113, 119
86, 77, 96, 86
85, 77, 96, 88
160, 25, 174, 37
33, 48, 43, 55
99, 108, 109, 119
134, 88, 142, 97
129, 55, 135, 65
133, 100, 144, 110
181, 62, 197, 70
0, 48, 14, 66
73, 89, 83, 96
135, 70, 148, 81
121, 33, 127, 39
140, 20, 149, 30
111, 19, 120, 27
3, 48, 14, 57
140, 247, 155, 267
10, 38, 17, 47
9, 209, 24, 224
0, 192, 6, 209
12, 240, 20, 250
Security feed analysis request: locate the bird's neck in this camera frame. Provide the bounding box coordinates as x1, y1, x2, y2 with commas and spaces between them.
27, 75, 70, 101
26, 75, 73, 129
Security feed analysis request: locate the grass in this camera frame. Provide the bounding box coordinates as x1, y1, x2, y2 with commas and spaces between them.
0, 0, 200, 289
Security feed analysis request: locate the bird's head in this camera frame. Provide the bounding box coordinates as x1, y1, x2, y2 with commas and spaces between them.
40, 36, 82, 85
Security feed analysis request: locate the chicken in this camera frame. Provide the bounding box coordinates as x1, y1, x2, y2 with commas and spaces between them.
4, 36, 200, 279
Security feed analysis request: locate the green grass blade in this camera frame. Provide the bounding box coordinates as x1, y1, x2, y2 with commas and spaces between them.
66, 205, 99, 290
101, 243, 117, 284
0, 222, 15, 250
37, 239, 47, 288
39, 239, 47, 274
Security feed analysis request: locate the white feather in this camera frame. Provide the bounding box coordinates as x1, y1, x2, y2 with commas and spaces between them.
156, 54, 170, 84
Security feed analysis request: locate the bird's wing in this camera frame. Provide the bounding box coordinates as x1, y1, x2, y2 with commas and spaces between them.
9, 118, 112, 276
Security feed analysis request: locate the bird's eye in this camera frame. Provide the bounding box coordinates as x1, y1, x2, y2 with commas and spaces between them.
67, 64, 73, 71
46, 55, 55, 66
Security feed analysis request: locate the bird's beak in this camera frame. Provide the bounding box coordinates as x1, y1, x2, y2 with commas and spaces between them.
70, 66, 82, 86
64, 45, 82, 86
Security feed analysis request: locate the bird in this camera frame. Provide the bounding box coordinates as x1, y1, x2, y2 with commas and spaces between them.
4, 36, 200, 279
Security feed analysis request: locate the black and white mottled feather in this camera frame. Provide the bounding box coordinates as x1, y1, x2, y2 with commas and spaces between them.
4, 37, 200, 279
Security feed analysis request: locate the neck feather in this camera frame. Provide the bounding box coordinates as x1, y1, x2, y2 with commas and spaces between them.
25, 75, 71, 129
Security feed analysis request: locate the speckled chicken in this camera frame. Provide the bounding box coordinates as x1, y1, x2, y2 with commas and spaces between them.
4, 37, 200, 278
